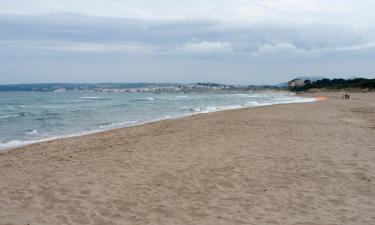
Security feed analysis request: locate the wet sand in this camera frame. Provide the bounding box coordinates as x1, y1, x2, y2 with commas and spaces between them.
0, 92, 374, 225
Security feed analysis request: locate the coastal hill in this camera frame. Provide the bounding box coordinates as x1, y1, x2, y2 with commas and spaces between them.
276, 76, 326, 87
288, 78, 375, 92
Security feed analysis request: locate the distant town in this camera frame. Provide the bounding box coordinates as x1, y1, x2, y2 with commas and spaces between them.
0, 77, 374, 93
0, 82, 283, 93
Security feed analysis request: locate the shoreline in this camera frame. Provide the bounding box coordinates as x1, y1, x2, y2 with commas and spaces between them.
1, 92, 374, 225
0, 95, 316, 152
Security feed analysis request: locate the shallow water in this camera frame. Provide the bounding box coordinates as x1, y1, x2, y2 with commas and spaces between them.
0, 91, 315, 149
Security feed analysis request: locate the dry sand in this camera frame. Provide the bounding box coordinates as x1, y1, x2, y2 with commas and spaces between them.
0, 92, 374, 225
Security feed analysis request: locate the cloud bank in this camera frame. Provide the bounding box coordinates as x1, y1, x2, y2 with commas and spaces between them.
0, 0, 374, 84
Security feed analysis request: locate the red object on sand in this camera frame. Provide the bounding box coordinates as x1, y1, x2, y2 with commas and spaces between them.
315, 96, 328, 101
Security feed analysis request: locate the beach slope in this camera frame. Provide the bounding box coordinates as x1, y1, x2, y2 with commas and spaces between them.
0, 92, 374, 225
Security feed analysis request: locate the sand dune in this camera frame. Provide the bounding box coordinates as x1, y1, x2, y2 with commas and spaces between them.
0, 92, 374, 225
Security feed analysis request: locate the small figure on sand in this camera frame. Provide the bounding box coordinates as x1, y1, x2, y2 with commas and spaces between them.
344, 93, 350, 100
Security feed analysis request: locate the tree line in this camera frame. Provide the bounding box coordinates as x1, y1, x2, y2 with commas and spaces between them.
290, 78, 375, 92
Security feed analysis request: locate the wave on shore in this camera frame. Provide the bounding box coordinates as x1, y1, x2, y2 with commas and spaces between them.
0, 92, 316, 150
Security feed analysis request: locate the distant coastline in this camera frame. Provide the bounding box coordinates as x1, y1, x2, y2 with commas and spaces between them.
0, 82, 286, 93
1, 77, 374, 93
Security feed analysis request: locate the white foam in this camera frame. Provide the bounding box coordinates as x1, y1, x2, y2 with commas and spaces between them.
133, 97, 155, 101
0, 129, 115, 151
246, 101, 263, 106
0, 94, 316, 151
98, 120, 140, 130
25, 129, 38, 135
0, 140, 34, 149
235, 94, 252, 97
188, 96, 316, 115
189, 105, 245, 114
81, 96, 102, 99
0, 115, 17, 119
0, 138, 56, 150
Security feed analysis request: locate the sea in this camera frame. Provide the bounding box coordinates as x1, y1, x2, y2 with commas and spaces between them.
0, 91, 316, 150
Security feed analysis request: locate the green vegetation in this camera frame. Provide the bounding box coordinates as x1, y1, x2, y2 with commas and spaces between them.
290, 78, 375, 92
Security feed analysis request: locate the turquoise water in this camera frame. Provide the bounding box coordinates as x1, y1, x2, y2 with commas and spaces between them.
0, 91, 315, 149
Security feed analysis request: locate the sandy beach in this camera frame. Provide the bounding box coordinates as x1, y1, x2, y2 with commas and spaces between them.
0, 92, 374, 225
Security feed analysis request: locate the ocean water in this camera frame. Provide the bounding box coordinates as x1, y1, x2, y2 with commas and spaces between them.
0, 91, 316, 150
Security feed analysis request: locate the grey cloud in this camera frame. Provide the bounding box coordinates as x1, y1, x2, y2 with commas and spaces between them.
1, 14, 374, 57
0, 13, 374, 84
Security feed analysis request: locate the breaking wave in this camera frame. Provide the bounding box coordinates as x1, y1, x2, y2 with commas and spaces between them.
0, 92, 316, 151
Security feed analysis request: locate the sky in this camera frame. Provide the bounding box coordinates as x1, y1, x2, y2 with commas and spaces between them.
0, 0, 375, 85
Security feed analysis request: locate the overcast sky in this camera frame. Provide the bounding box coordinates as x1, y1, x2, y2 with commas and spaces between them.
1, 0, 374, 84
